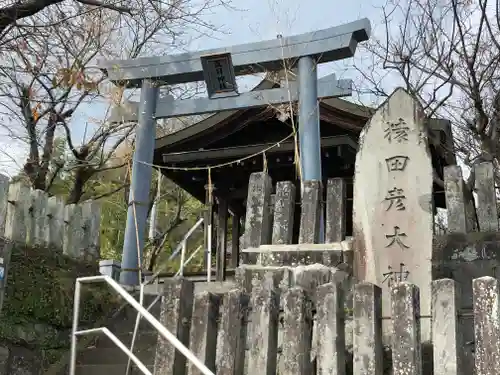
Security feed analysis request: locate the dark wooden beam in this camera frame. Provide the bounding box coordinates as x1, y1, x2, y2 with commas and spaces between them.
231, 212, 241, 269
204, 185, 215, 274
216, 198, 228, 281
162, 135, 357, 163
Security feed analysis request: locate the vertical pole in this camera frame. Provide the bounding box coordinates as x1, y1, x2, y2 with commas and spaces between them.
69, 281, 82, 375
231, 212, 240, 269
204, 184, 215, 282
180, 240, 186, 276
216, 198, 228, 281
120, 79, 158, 286
298, 56, 321, 181
149, 171, 162, 241
298, 56, 324, 242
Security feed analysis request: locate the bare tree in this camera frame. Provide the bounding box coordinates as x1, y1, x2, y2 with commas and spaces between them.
357, 0, 500, 188
0, 0, 230, 203
0, 0, 227, 43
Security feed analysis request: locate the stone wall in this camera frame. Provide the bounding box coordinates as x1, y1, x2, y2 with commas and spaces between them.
153, 266, 498, 375
0, 238, 118, 375
0, 176, 101, 260
0, 176, 106, 374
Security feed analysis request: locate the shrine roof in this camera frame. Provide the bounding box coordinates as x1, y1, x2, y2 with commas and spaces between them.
154, 74, 456, 170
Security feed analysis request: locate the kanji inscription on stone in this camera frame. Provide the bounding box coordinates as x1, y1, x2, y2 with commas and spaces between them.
384, 187, 406, 211
353, 88, 433, 342
382, 263, 410, 288
386, 155, 409, 172
384, 118, 410, 143
385, 226, 409, 249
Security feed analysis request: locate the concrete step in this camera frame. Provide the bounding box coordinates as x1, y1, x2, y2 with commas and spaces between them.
76, 346, 156, 366
93, 330, 158, 349
75, 363, 154, 375
100, 300, 162, 334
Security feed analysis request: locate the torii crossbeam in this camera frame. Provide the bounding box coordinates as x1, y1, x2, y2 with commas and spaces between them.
108, 73, 352, 122
99, 18, 371, 286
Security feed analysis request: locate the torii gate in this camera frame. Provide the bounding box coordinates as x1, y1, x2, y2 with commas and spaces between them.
99, 18, 371, 285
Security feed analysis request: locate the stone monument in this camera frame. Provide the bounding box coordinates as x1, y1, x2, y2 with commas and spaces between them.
353, 88, 434, 342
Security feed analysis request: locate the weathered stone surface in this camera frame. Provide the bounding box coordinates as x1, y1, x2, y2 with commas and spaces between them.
316, 282, 345, 375
352, 282, 383, 375
474, 162, 498, 232
0, 346, 8, 375
242, 172, 272, 264
81, 199, 101, 259
279, 287, 311, 375
0, 238, 12, 313
245, 273, 280, 375
298, 180, 321, 245
326, 177, 346, 243
154, 277, 194, 375
46, 196, 64, 249
5, 183, 31, 243
268, 181, 296, 266
187, 292, 220, 375
272, 181, 296, 246
63, 204, 85, 258
0, 175, 9, 237
216, 289, 249, 375
235, 265, 292, 295
432, 231, 500, 337
431, 279, 465, 375
353, 88, 433, 341
391, 283, 422, 375
293, 264, 347, 303
444, 165, 477, 233
246, 242, 350, 268
473, 276, 500, 375
9, 346, 42, 375
26, 190, 48, 247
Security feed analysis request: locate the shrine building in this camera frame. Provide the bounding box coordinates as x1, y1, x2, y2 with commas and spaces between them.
152, 74, 456, 272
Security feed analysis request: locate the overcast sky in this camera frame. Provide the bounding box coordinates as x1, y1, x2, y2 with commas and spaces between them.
0, 0, 392, 176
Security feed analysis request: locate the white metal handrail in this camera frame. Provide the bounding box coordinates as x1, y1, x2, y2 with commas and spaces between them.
168, 217, 204, 262
168, 217, 211, 282
69, 275, 215, 375
125, 287, 162, 375
177, 245, 203, 277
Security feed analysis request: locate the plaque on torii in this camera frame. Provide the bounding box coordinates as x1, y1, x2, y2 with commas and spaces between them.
98, 18, 371, 286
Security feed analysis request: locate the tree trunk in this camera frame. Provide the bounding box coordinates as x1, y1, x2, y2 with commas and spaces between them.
66, 167, 91, 204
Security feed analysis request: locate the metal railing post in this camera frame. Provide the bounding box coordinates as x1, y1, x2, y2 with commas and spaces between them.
69, 281, 82, 375
180, 240, 187, 276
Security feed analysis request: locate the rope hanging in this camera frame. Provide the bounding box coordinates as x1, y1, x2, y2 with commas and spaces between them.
207, 167, 213, 205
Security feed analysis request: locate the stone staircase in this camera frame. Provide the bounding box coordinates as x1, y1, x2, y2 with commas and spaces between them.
69, 276, 238, 375
72, 294, 160, 375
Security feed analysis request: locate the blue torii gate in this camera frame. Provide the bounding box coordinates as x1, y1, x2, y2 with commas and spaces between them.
99, 18, 371, 286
